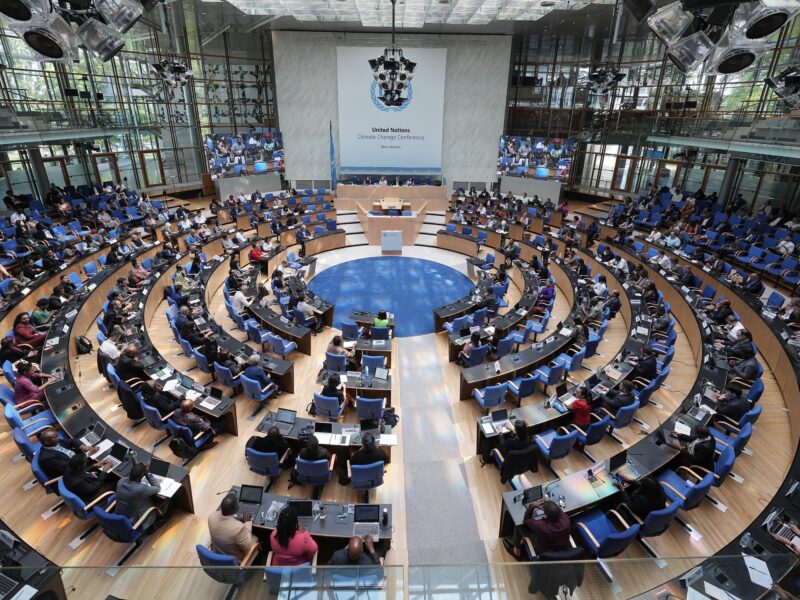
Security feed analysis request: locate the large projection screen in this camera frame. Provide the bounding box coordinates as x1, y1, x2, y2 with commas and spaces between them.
336, 47, 446, 175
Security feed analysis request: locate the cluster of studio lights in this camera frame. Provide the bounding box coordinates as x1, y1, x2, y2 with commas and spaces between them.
627, 0, 800, 74
767, 65, 800, 109
0, 0, 158, 63
587, 66, 627, 94
151, 55, 193, 87
369, 48, 416, 107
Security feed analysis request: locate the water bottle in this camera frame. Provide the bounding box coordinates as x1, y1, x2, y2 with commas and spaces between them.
319, 504, 326, 521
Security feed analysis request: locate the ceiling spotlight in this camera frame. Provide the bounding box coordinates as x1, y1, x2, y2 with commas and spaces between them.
667, 30, 715, 72
0, 0, 46, 21
735, 0, 800, 39
766, 65, 800, 109
96, 0, 143, 33
77, 18, 124, 62
10, 13, 79, 62
648, 2, 695, 46
707, 29, 764, 74
151, 56, 193, 87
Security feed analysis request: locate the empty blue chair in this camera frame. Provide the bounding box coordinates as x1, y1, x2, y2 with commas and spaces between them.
5, 402, 56, 432
506, 374, 538, 405
196, 544, 251, 588
494, 335, 515, 359
140, 400, 171, 446
531, 360, 566, 394
599, 400, 640, 438
245, 448, 284, 489
92, 506, 152, 565
362, 354, 385, 370
340, 320, 364, 339
575, 509, 641, 561
534, 428, 578, 476
371, 326, 390, 340
473, 383, 506, 413
266, 332, 297, 358
246, 321, 271, 351
355, 396, 385, 420
658, 468, 715, 510
240, 373, 276, 417
573, 413, 612, 461
636, 501, 681, 539
444, 315, 470, 334
313, 393, 344, 420
3, 360, 15, 385
350, 461, 385, 503
325, 352, 347, 373
479, 253, 496, 272
467, 307, 488, 327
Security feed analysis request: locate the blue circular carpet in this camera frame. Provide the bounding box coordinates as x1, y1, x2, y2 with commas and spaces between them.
307, 256, 474, 337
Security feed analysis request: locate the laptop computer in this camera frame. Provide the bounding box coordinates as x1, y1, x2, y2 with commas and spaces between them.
353, 504, 381, 541
523, 485, 543, 505
315, 422, 333, 434
273, 408, 297, 435
210, 387, 224, 400
80, 422, 107, 446
289, 500, 313, 520
608, 449, 627, 472
139, 352, 157, 368
237, 484, 264, 519
102, 442, 130, 471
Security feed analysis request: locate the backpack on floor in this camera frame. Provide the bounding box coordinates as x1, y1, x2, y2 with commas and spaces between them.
169, 438, 199, 460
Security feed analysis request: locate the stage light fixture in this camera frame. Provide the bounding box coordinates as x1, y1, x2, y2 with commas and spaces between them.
77, 18, 124, 61
96, 0, 143, 33
766, 65, 800, 109
667, 30, 716, 72
735, 0, 800, 39
367, 0, 417, 108
707, 29, 765, 74
648, 2, 695, 46
151, 56, 193, 87
10, 13, 79, 62
587, 66, 627, 94
0, 0, 46, 21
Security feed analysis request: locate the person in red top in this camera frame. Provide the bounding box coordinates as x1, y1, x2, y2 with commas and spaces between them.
505, 499, 572, 559
13, 313, 47, 349
269, 505, 318, 566
248, 240, 270, 275
568, 386, 593, 429
13, 361, 57, 405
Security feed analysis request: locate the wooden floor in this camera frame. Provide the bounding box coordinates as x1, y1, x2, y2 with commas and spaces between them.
0, 211, 792, 598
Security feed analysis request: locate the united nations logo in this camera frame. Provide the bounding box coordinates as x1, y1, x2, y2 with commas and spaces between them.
370, 80, 413, 112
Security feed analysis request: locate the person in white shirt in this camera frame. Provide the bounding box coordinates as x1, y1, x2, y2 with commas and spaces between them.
592, 275, 608, 298
614, 256, 629, 274
9, 211, 25, 224
650, 250, 672, 271
726, 318, 745, 342
646, 228, 663, 244
378, 176, 388, 186
222, 237, 237, 253
234, 231, 248, 244
671, 187, 682, 204
777, 238, 795, 256
231, 289, 252, 314
99, 332, 123, 362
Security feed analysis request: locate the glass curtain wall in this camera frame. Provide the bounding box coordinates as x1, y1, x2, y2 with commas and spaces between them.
507, 9, 800, 211
0, 1, 277, 198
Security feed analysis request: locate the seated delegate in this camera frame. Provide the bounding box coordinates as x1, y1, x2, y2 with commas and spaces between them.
269, 505, 318, 566
208, 494, 260, 564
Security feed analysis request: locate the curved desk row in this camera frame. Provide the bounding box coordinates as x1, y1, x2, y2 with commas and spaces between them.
605, 238, 800, 597
40, 241, 195, 513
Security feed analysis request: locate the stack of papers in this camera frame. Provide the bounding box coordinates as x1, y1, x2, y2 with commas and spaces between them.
156, 477, 181, 498
89, 439, 114, 460
674, 421, 692, 436
379, 434, 398, 445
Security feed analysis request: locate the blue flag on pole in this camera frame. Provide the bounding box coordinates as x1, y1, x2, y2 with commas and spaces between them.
329, 121, 337, 191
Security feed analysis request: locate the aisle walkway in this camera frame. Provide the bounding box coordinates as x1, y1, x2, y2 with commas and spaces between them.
397, 334, 487, 564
